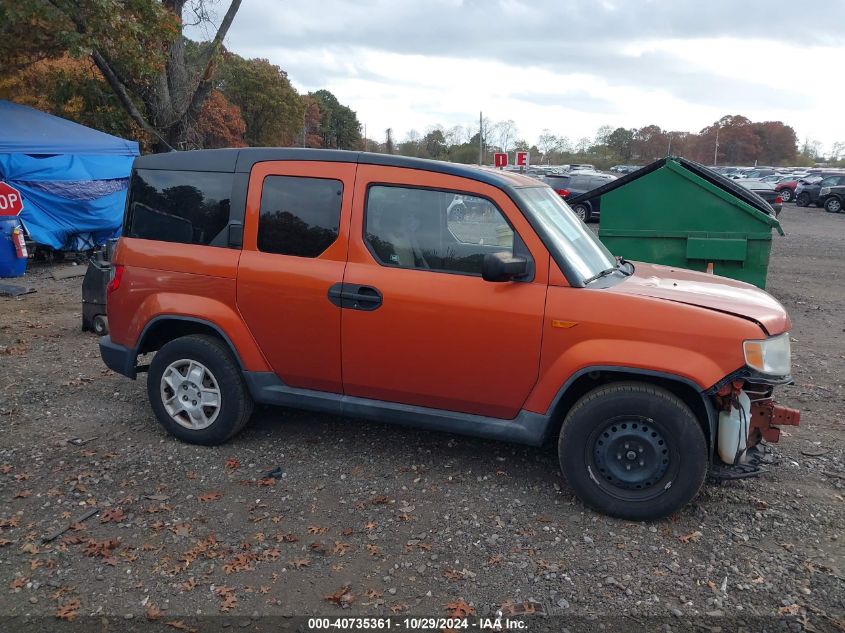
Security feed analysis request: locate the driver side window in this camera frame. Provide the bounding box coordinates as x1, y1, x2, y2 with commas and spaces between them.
364, 185, 515, 275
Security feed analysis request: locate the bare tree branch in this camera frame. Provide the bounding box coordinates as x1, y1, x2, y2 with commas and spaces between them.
91, 50, 174, 150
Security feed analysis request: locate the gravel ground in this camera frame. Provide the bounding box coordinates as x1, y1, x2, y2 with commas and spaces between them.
0, 202, 842, 632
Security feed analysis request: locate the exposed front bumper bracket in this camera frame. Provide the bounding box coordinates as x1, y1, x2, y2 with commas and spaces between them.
749, 400, 801, 444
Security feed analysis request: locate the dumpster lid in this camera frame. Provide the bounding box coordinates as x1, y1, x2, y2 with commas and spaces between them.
569, 157, 783, 234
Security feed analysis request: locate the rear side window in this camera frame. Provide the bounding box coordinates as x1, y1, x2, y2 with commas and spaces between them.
257, 176, 342, 258
126, 169, 232, 245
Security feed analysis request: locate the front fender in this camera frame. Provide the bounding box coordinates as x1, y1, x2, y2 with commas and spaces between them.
524, 338, 733, 415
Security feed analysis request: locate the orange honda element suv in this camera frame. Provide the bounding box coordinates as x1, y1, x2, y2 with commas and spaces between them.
101, 149, 800, 520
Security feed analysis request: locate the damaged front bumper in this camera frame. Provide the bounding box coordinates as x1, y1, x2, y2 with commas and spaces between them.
708, 372, 801, 473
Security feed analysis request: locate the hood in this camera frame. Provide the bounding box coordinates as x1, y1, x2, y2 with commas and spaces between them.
610, 262, 791, 334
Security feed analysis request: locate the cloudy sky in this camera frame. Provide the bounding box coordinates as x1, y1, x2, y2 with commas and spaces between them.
212, 0, 843, 150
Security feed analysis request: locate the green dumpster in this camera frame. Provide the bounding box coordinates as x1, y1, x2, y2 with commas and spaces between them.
570, 157, 783, 288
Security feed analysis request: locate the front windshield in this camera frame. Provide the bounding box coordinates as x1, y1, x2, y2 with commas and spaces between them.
516, 186, 616, 283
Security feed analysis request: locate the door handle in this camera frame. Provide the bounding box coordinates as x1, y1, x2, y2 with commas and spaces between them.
327, 283, 383, 311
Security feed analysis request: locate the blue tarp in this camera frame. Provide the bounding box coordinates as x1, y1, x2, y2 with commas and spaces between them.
0, 100, 139, 250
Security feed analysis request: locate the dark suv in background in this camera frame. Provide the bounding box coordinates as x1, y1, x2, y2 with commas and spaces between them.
796, 173, 845, 208
543, 172, 615, 221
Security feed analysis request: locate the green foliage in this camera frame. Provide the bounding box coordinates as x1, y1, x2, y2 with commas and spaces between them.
217, 54, 304, 146
310, 89, 362, 150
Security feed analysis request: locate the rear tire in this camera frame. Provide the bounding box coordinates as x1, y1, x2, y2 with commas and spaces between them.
558, 382, 708, 520
147, 334, 253, 445
824, 196, 842, 213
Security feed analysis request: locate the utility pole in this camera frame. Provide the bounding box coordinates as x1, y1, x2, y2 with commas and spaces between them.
713, 126, 719, 166
478, 111, 483, 166
667, 134, 672, 156
363, 124, 367, 152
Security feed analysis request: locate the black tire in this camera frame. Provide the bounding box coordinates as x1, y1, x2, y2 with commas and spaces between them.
558, 382, 707, 521
147, 334, 253, 445
778, 188, 792, 203
92, 314, 109, 336
795, 192, 810, 207
573, 204, 591, 222
823, 196, 842, 214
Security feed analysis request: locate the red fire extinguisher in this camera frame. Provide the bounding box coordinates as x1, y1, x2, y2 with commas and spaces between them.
12, 226, 28, 259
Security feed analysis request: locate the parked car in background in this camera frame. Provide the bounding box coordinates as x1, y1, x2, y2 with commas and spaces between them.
818, 184, 845, 213
737, 180, 782, 216
542, 172, 616, 221
796, 173, 845, 207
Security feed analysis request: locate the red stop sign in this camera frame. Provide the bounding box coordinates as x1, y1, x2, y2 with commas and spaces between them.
0, 182, 24, 216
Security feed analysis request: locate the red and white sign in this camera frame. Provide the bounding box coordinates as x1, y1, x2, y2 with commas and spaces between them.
515, 151, 529, 167
0, 182, 24, 216
493, 152, 508, 168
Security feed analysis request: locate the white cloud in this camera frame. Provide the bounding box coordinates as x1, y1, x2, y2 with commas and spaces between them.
210, 0, 844, 152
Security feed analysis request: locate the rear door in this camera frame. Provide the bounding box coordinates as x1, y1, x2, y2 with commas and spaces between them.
340, 165, 549, 419
237, 161, 356, 393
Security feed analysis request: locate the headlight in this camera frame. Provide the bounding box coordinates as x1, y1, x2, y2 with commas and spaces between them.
743, 333, 791, 376
820, 187, 830, 195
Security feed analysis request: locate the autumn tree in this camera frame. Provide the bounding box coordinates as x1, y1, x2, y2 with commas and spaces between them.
196, 89, 246, 148
218, 54, 304, 147
1, 0, 243, 151
301, 95, 323, 148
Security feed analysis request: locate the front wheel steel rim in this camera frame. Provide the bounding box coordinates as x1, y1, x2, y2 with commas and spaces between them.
160, 359, 221, 430
829, 199, 841, 212
591, 418, 670, 494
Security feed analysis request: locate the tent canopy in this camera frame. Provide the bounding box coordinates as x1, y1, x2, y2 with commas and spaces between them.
0, 100, 139, 156
0, 101, 140, 249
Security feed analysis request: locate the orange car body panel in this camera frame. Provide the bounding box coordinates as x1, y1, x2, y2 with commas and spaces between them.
523, 283, 764, 414
611, 262, 791, 335
108, 238, 270, 373
341, 165, 550, 419
236, 161, 357, 393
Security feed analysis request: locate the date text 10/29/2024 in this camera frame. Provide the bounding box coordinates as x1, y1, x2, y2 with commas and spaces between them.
307, 617, 528, 630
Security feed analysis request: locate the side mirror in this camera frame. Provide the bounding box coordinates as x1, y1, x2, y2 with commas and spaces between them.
482, 252, 529, 282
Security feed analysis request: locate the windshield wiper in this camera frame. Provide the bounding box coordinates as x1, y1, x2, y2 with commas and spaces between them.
583, 266, 618, 285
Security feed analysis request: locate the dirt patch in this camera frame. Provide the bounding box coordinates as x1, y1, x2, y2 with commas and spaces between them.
0, 204, 842, 630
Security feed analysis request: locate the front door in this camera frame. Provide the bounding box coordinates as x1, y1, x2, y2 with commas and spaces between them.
237, 161, 356, 393
341, 165, 549, 420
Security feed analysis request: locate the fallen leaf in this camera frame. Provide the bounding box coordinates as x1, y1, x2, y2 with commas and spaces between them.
166, 620, 198, 633
145, 602, 164, 621
363, 521, 377, 531
56, 599, 81, 621
679, 531, 703, 544
307, 525, 327, 535
100, 508, 126, 524
275, 532, 298, 543
778, 604, 801, 616
365, 588, 382, 600
333, 541, 352, 556
323, 584, 355, 608
445, 599, 476, 617
180, 577, 197, 592
215, 586, 237, 612
13, 490, 32, 499
224, 458, 240, 471
366, 544, 381, 557
198, 492, 222, 502
290, 557, 310, 569
443, 568, 464, 581
0, 465, 11, 474
488, 554, 502, 565
390, 603, 408, 613
0, 539, 12, 547
371, 495, 389, 505
341, 527, 353, 536
9, 576, 27, 590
